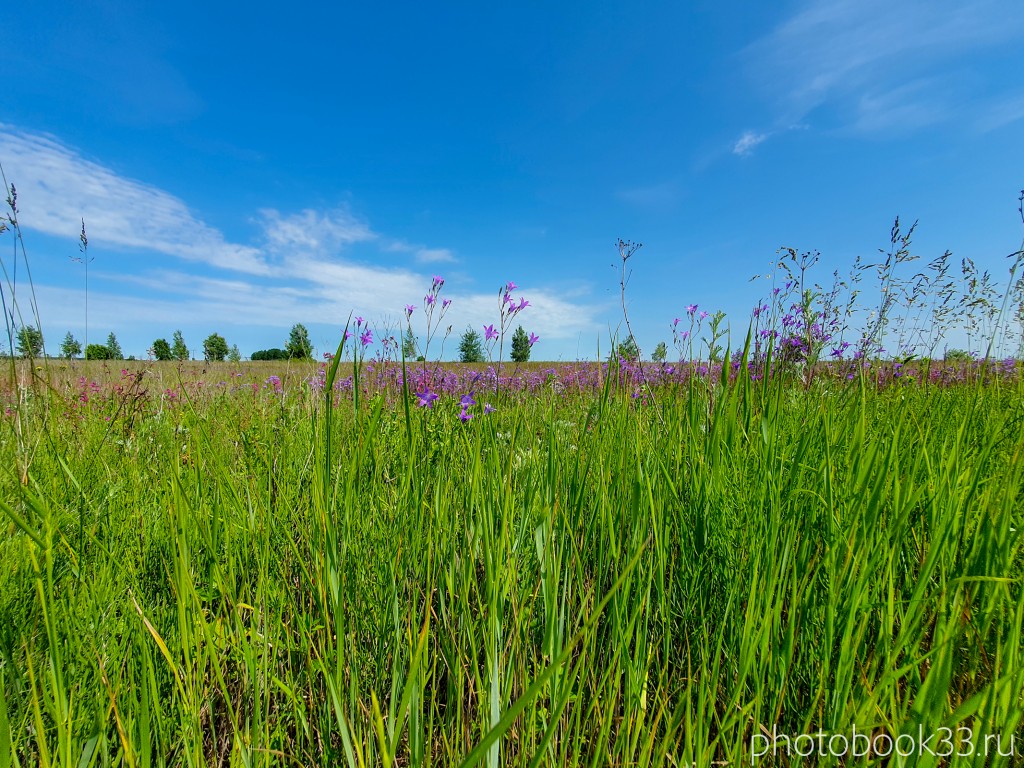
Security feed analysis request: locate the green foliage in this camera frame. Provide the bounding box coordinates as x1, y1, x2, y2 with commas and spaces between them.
203, 332, 229, 362
286, 323, 313, 359
1, 369, 1022, 765
944, 348, 973, 362
15, 325, 43, 358
151, 338, 173, 361
251, 348, 289, 361
615, 335, 639, 361
402, 327, 417, 360
84, 343, 112, 360
652, 340, 667, 363
59, 331, 82, 359
171, 330, 189, 361
106, 332, 123, 360
228, 344, 242, 363
458, 326, 484, 363
510, 325, 531, 363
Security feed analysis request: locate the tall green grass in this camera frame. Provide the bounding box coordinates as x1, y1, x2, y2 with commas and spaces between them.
1, 359, 1022, 766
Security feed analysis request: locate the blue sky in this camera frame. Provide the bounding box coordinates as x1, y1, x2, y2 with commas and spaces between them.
1, 0, 1023, 360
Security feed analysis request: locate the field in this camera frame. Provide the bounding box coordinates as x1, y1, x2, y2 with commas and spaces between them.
1, 351, 1022, 767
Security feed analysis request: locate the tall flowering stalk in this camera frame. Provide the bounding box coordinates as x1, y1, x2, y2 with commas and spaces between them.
484, 280, 530, 394
408, 275, 452, 375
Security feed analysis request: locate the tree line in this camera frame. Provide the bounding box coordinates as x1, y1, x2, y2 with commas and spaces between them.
11, 324, 315, 362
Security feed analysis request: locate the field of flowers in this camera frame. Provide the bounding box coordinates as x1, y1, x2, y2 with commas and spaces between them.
3, 215, 1024, 765
1, 338, 1023, 766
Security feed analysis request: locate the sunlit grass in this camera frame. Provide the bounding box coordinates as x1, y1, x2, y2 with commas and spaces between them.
1, 353, 1022, 767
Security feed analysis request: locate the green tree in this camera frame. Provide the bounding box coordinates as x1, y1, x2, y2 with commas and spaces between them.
171, 330, 189, 361
106, 332, 123, 360
16, 326, 44, 358
616, 335, 639, 362
510, 325, 531, 363
203, 333, 229, 362
652, 341, 667, 363
458, 326, 484, 363
402, 327, 417, 360
286, 323, 313, 359
228, 344, 241, 363
252, 348, 288, 361
60, 332, 82, 359
152, 338, 173, 361
85, 344, 112, 360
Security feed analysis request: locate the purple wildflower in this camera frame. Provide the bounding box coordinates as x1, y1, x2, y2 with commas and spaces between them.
687, 304, 698, 315
483, 324, 498, 342
528, 332, 539, 346
405, 304, 416, 318
460, 392, 476, 408
483, 403, 496, 414
415, 389, 439, 408
360, 329, 374, 347
458, 409, 473, 422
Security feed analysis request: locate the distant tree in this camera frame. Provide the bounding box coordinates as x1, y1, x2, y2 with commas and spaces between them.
227, 344, 241, 363
652, 341, 668, 363
203, 332, 229, 362
510, 325, 531, 363
106, 332, 123, 360
458, 327, 484, 363
152, 338, 173, 361
402, 327, 417, 360
60, 332, 82, 359
944, 348, 972, 363
286, 323, 313, 359
251, 348, 289, 361
16, 326, 44, 358
85, 344, 112, 360
171, 330, 189, 361
616, 336, 640, 362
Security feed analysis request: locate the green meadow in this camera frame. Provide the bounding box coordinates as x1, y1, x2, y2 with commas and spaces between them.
1, 355, 1022, 767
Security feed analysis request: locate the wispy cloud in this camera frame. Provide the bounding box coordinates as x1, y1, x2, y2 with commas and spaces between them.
742, 0, 1024, 134
414, 247, 456, 264
261, 208, 375, 254
0, 124, 601, 350
0, 124, 269, 274
732, 131, 768, 156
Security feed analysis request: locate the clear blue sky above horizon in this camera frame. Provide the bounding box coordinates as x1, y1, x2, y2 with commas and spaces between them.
2, 0, 1023, 360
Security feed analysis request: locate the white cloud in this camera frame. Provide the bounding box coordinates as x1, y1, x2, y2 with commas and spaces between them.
0, 124, 269, 274
732, 131, 768, 156
743, 0, 1024, 133
0, 125, 603, 354
260, 207, 375, 253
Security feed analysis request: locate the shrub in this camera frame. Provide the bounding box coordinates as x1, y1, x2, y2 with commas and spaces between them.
251, 348, 289, 361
